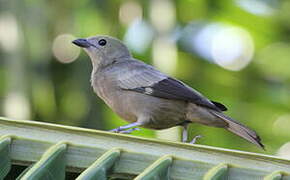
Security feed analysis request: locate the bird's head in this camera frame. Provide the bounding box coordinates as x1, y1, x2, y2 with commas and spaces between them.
72, 35, 131, 68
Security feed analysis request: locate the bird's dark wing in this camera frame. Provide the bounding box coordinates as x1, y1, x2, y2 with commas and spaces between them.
117, 60, 227, 111
210, 101, 227, 111
131, 77, 227, 111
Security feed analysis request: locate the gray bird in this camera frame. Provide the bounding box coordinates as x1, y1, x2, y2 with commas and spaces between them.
72, 35, 264, 149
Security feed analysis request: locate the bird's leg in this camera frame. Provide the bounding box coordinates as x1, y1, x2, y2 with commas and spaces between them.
181, 123, 202, 144
182, 124, 189, 142
119, 128, 141, 134
109, 122, 142, 133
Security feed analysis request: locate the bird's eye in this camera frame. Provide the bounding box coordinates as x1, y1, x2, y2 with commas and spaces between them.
98, 39, 107, 46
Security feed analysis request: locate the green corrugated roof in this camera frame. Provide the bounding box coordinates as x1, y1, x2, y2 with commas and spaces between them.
0, 117, 289, 179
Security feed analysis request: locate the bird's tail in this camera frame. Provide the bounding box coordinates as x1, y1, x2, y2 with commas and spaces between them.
210, 111, 265, 149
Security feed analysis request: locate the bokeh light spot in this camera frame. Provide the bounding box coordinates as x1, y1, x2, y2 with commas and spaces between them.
277, 142, 290, 160
236, 0, 275, 16
52, 34, 80, 63
4, 92, 30, 119
119, 1, 142, 26
273, 114, 290, 137
212, 27, 254, 71
190, 23, 254, 71
0, 12, 20, 52
150, 0, 175, 32
193, 23, 223, 61
124, 19, 154, 54
256, 43, 290, 79
152, 37, 177, 75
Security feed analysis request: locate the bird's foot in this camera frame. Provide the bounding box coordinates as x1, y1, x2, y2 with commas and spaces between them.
109, 122, 142, 133
119, 128, 140, 134
109, 127, 122, 133
189, 135, 202, 144
109, 127, 141, 134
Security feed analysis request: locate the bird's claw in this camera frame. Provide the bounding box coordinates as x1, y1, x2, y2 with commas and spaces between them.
189, 135, 202, 144
109, 127, 122, 133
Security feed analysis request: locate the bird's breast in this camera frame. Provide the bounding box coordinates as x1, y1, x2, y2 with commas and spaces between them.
92, 74, 138, 122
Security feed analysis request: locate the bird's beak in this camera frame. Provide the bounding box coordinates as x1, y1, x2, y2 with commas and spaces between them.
72, 38, 91, 48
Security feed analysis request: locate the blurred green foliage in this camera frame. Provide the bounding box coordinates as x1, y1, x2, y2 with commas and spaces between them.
0, 0, 290, 155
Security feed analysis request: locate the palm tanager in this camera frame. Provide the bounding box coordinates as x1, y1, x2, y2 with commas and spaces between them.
72, 35, 264, 149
